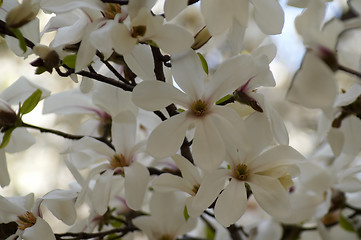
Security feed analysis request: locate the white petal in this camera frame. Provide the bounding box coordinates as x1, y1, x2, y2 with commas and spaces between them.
214, 179, 247, 227
42, 190, 77, 225
41, 0, 104, 13
111, 23, 137, 55
132, 81, 190, 111
152, 173, 193, 195
90, 20, 114, 59
207, 54, 257, 104
92, 170, 114, 215
147, 113, 191, 158
164, 0, 188, 21
172, 154, 202, 187
251, 0, 284, 35
188, 169, 228, 217
6, 128, 35, 153
111, 112, 137, 156
192, 117, 225, 172
22, 217, 55, 240
75, 23, 98, 72
0, 150, 10, 187
124, 162, 149, 210
248, 174, 291, 218
171, 50, 206, 100
153, 24, 194, 55
123, 44, 156, 80
287, 51, 338, 110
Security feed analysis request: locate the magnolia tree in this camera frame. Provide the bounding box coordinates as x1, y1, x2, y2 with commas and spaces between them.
1, 0, 361, 239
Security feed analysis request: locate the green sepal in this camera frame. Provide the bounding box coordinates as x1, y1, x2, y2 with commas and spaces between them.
62, 54, 77, 69
19, 89, 42, 115
10, 28, 27, 53
177, 108, 185, 113
184, 205, 190, 221
205, 223, 215, 240
339, 212, 355, 232
35, 66, 47, 75
0, 128, 14, 149
216, 94, 232, 105
197, 52, 208, 74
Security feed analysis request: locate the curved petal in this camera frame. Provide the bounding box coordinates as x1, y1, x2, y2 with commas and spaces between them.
171, 50, 206, 100
92, 169, 114, 215
251, 0, 284, 35
164, 0, 188, 21
201, 0, 235, 35
248, 174, 291, 218
147, 113, 191, 158
111, 23, 137, 55
124, 162, 149, 210
214, 179, 247, 227
132, 81, 190, 111
6, 128, 35, 153
286, 51, 338, 110
22, 217, 55, 240
172, 154, 202, 186
123, 44, 156, 80
75, 22, 98, 72
192, 117, 225, 172
188, 169, 228, 217
111, 111, 137, 156
153, 24, 193, 55
152, 173, 193, 195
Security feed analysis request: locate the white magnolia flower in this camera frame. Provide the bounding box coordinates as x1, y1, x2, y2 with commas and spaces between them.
66, 111, 149, 214
188, 145, 303, 227
132, 50, 263, 172
0, 191, 75, 240
132, 192, 197, 240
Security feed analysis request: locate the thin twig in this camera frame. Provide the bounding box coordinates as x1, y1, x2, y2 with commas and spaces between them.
338, 64, 361, 78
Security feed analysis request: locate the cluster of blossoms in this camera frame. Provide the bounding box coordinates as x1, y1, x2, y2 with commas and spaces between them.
1, 0, 361, 239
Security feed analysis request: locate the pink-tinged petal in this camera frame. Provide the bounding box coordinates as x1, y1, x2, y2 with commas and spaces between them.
111, 112, 137, 156
153, 24, 193, 55
192, 117, 225, 172
123, 44, 156, 80
147, 113, 191, 158
172, 154, 202, 186
207, 54, 257, 104
6, 128, 35, 153
248, 174, 291, 218
22, 217, 55, 240
201, 0, 235, 35
152, 173, 193, 195
0, 150, 10, 188
111, 23, 137, 55
171, 50, 206, 100
251, 0, 284, 34
42, 190, 77, 226
124, 162, 149, 210
251, 145, 304, 173
214, 179, 247, 227
287, 51, 338, 110
132, 81, 190, 111
92, 169, 114, 215
188, 169, 228, 217
164, 0, 188, 21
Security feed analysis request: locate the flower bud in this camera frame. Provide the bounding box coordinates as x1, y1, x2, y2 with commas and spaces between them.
192, 26, 212, 50
32, 45, 60, 73
0, 99, 17, 130
6, 0, 40, 28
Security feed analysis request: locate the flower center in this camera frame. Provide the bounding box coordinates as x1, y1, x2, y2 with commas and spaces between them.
109, 153, 128, 169
191, 99, 208, 116
278, 173, 294, 190
131, 25, 146, 38
159, 234, 173, 240
192, 184, 200, 195
104, 4, 122, 19
234, 164, 249, 181
17, 211, 37, 231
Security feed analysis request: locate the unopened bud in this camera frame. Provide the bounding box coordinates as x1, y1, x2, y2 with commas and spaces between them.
0, 100, 17, 129
6, 0, 40, 28
32, 45, 60, 73
316, 46, 338, 72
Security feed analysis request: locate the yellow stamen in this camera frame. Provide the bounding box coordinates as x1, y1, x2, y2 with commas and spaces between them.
191, 99, 207, 116
131, 25, 146, 38
17, 211, 37, 231
234, 164, 249, 181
